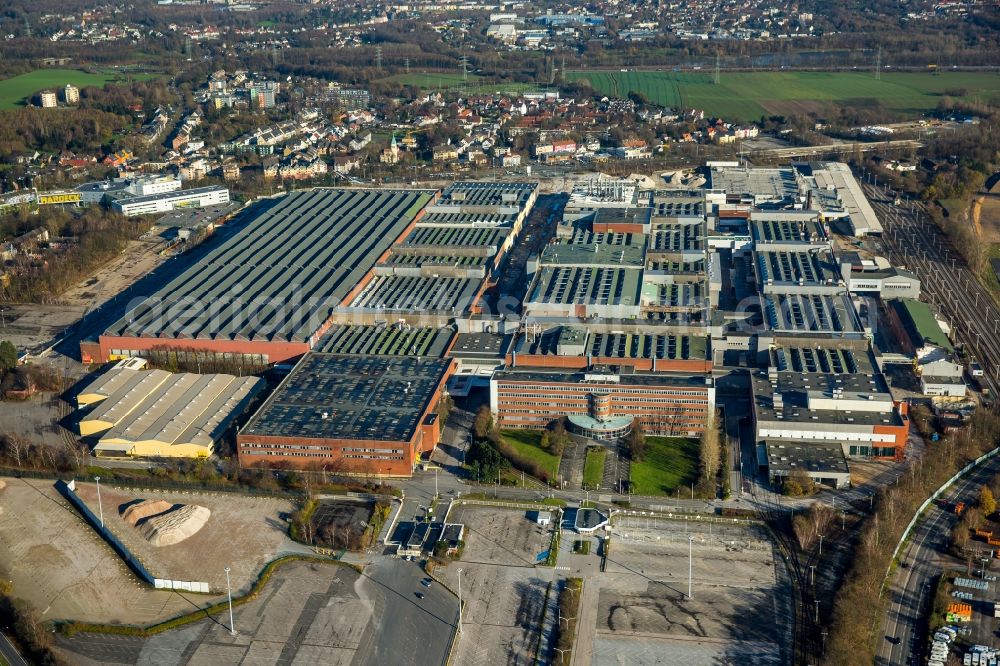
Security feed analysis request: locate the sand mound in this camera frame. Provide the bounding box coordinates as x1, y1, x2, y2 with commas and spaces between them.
139, 505, 211, 547
122, 499, 173, 526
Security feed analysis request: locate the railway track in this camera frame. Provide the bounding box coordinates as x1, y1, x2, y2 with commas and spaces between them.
751, 483, 818, 665
861, 176, 1000, 396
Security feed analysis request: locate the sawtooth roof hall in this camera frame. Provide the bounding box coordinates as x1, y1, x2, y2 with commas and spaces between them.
82, 188, 435, 365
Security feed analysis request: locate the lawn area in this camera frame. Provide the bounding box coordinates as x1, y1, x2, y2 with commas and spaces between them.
939, 198, 967, 219
565, 70, 1000, 122
629, 436, 699, 496
499, 429, 561, 481
383, 72, 482, 88
0, 68, 155, 109
582, 447, 606, 489
380, 72, 542, 96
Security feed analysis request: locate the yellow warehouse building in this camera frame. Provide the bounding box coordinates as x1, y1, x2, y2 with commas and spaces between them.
77, 363, 264, 458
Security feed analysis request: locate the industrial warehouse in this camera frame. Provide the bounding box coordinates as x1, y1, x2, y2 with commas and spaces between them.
65, 166, 955, 483
75, 358, 264, 458
82, 188, 437, 364
237, 353, 453, 475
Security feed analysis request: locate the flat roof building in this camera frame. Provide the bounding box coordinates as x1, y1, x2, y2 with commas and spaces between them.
238, 354, 453, 476
491, 367, 714, 438
111, 186, 230, 216
752, 344, 909, 466
85, 188, 434, 365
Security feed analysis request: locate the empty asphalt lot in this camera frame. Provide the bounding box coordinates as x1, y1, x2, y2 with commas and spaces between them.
440, 504, 555, 666
583, 520, 789, 666
56, 558, 459, 666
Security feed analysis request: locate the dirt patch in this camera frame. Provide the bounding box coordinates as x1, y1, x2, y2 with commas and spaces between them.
69, 482, 300, 595
310, 500, 374, 550
972, 194, 1000, 244
0, 477, 215, 624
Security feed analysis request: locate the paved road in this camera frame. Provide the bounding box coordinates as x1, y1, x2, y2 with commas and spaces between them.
0, 632, 28, 666
878, 453, 1000, 666
358, 558, 459, 666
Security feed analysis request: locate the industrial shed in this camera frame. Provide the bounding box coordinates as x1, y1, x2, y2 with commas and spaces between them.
84, 188, 435, 364
77, 366, 264, 458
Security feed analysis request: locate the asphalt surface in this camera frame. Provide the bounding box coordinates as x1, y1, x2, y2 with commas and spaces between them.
878, 452, 1000, 666
0, 632, 28, 666
357, 558, 459, 666
862, 174, 1000, 396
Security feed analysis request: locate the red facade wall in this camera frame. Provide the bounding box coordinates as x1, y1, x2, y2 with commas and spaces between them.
95, 335, 311, 364
238, 434, 418, 477
505, 353, 712, 374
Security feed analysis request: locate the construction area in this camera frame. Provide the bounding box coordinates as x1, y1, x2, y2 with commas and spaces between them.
71, 481, 303, 594
0, 477, 226, 624
580, 517, 791, 666
0, 476, 301, 625
437, 504, 556, 666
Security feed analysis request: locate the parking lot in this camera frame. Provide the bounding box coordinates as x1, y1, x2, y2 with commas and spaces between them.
586, 519, 790, 666
438, 504, 556, 665
56, 560, 373, 666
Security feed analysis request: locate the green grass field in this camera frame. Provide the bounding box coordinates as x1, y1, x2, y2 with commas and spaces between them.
500, 429, 562, 480
381, 72, 544, 96
629, 436, 699, 497
583, 447, 607, 489
384, 72, 482, 88
0, 69, 153, 109
565, 70, 1000, 122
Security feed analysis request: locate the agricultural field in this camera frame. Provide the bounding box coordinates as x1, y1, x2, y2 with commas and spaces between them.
0, 69, 153, 109
566, 70, 1000, 121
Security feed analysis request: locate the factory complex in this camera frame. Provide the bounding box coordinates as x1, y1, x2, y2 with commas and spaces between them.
71, 166, 942, 482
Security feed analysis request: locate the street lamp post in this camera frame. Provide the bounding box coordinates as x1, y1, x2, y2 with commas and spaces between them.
818, 534, 825, 556
94, 476, 104, 528
687, 535, 695, 600
457, 568, 463, 634
225, 567, 236, 635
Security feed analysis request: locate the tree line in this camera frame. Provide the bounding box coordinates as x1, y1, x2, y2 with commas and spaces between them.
822, 409, 1000, 664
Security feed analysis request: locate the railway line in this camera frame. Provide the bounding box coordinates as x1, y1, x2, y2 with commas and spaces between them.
860, 175, 1000, 397
751, 480, 818, 665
